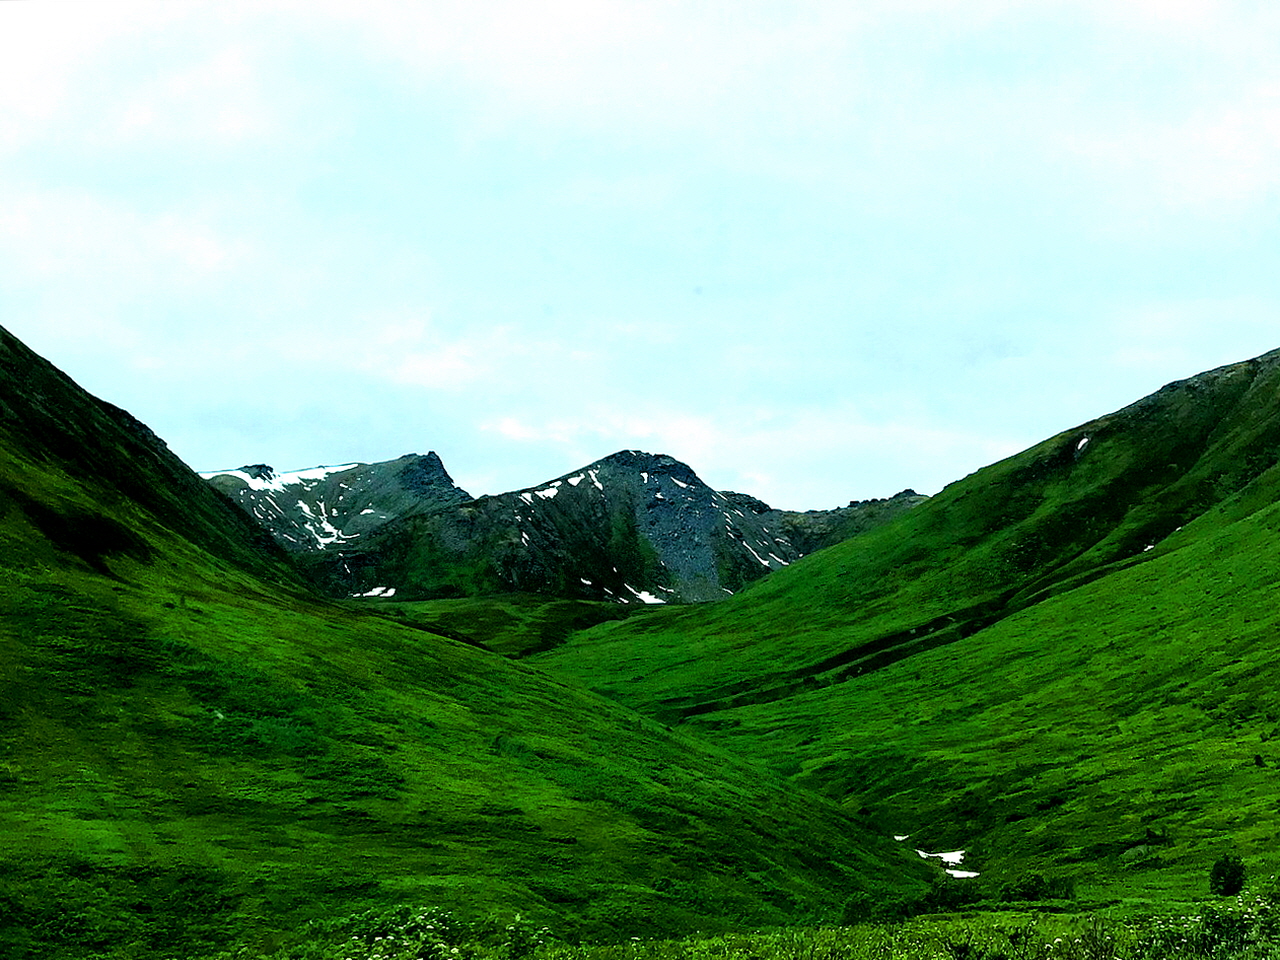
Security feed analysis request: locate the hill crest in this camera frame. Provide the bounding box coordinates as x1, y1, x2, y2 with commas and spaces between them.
213, 446, 926, 603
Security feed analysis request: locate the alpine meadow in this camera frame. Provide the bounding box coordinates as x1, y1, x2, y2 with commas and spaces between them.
11, 323, 1280, 960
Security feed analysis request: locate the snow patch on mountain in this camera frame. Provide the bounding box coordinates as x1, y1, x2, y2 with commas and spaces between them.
624, 584, 666, 604
200, 463, 361, 491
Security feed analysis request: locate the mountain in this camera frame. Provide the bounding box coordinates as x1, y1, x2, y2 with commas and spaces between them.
208, 449, 925, 604
532, 347, 1280, 900
0, 323, 930, 959
200, 454, 471, 554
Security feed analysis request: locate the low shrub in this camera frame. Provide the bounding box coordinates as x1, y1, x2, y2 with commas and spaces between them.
287, 906, 553, 960
1210, 854, 1246, 897
1000, 873, 1076, 903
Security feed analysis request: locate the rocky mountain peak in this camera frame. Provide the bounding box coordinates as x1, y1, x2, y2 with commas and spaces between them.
202, 452, 471, 553
591, 449, 706, 488
395, 451, 470, 499
206, 444, 928, 604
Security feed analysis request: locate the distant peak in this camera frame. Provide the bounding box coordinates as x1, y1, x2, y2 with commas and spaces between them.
239, 464, 275, 481
596, 449, 665, 467
591, 450, 704, 487
395, 451, 445, 465
397, 451, 469, 499
595, 449, 686, 470
845, 489, 926, 508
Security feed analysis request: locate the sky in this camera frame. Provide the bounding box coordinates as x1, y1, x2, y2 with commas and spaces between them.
4, 0, 1280, 510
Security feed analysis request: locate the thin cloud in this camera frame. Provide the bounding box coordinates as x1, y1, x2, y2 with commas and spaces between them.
96, 44, 275, 147
0, 192, 252, 286
4, 0, 1280, 508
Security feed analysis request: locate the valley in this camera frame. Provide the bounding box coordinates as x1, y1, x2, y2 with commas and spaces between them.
5, 323, 1280, 958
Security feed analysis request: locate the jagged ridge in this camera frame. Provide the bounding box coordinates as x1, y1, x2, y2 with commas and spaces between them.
280, 449, 923, 604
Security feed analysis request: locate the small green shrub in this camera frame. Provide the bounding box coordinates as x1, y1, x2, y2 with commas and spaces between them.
839, 891, 876, 924
999, 872, 1076, 903
840, 882, 922, 924
919, 875, 986, 913
1210, 854, 1246, 896
500, 913, 554, 960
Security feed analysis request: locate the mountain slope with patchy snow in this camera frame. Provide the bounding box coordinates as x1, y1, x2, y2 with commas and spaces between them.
201, 453, 471, 553
294, 449, 925, 603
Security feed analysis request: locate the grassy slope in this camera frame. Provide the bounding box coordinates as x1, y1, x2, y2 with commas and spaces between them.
532, 349, 1280, 900
365, 594, 657, 659
675, 490, 1280, 900
0, 329, 930, 958
534, 351, 1280, 714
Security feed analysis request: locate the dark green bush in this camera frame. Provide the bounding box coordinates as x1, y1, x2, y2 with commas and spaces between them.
1210, 854, 1246, 896
839, 885, 921, 926
999, 872, 1076, 903
840, 891, 876, 924
920, 876, 986, 913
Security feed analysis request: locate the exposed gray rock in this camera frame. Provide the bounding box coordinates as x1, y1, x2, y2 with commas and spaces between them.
201, 453, 471, 553
304, 450, 924, 603
204, 447, 927, 604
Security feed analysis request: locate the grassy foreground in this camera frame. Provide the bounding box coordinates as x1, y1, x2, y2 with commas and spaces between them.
194, 888, 1280, 960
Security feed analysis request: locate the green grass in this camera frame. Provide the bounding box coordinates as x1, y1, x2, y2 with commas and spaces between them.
530, 352, 1280, 904
168, 889, 1280, 960
0, 425, 930, 958
361, 594, 656, 659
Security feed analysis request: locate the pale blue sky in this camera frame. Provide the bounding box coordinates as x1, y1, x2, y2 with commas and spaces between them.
4, 0, 1280, 508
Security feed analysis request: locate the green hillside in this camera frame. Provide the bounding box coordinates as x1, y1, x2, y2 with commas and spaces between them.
16, 321, 1280, 957
724, 491, 1280, 897
533, 348, 1280, 900
0, 326, 930, 959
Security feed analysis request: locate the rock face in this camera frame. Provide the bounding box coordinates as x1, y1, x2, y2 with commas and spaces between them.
201, 453, 472, 553
203, 445, 926, 605
252, 448, 926, 604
